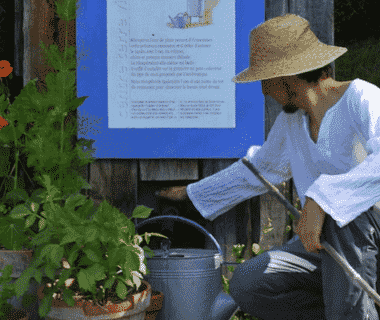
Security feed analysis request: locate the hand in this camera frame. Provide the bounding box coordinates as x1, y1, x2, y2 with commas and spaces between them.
155, 186, 188, 201
295, 197, 326, 254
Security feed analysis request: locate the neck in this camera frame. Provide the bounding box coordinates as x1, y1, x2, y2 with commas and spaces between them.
304, 79, 340, 123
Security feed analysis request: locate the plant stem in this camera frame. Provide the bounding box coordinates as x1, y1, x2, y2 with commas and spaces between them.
13, 150, 19, 190
59, 19, 69, 192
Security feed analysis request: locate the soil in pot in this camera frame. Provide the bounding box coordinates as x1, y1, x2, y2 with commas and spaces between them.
6, 308, 29, 320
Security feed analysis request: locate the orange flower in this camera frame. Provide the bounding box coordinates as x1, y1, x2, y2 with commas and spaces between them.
0, 60, 13, 78
0, 60, 12, 130
0, 115, 8, 130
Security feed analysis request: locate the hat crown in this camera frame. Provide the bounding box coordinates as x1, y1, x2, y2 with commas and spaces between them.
232, 13, 348, 82
249, 14, 319, 66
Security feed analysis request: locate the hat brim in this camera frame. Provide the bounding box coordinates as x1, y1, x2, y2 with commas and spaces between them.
231, 46, 348, 83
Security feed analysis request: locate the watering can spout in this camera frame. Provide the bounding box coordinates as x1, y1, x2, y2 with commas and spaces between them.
211, 291, 239, 320
168, 15, 176, 26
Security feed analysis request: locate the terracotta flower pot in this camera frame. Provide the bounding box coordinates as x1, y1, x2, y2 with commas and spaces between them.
144, 290, 164, 320
37, 280, 152, 320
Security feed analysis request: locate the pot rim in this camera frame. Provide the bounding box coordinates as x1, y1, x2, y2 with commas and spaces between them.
38, 280, 151, 304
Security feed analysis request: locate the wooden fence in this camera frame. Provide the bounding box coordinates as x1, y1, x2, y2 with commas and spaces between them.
19, 0, 335, 282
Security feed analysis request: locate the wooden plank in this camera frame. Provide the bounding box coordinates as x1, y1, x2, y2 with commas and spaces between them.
24, 0, 56, 91
87, 160, 112, 209
15, 0, 24, 78
140, 159, 198, 181
261, 0, 335, 250
87, 160, 139, 218
109, 160, 139, 219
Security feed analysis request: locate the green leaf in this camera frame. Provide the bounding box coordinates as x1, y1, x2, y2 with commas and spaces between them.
30, 228, 53, 247
9, 204, 32, 220
56, 0, 77, 22
120, 246, 140, 273
49, 244, 64, 268
116, 281, 128, 300
83, 248, 101, 263
93, 200, 128, 227
75, 198, 96, 220
29, 189, 46, 204
62, 288, 76, 307
13, 266, 36, 298
25, 214, 37, 228
0, 265, 13, 280
39, 294, 53, 318
63, 192, 87, 212
44, 263, 56, 280
5, 188, 29, 203
83, 226, 98, 243
88, 264, 106, 282
143, 246, 155, 258
67, 252, 79, 269
106, 247, 124, 271
132, 206, 153, 219
77, 269, 93, 292
104, 277, 116, 290
59, 227, 80, 246
38, 244, 59, 264
33, 268, 43, 284
120, 219, 136, 238
0, 217, 28, 250
38, 217, 47, 231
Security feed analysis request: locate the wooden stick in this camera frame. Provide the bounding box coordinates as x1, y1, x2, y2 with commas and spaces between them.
241, 157, 380, 307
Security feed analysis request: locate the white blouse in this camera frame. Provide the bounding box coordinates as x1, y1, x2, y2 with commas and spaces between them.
187, 78, 380, 230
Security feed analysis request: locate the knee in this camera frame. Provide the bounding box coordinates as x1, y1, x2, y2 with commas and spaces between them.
229, 253, 271, 298
228, 257, 268, 319
229, 257, 259, 299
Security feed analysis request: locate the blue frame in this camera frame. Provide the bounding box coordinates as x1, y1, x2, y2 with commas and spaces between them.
76, 0, 265, 158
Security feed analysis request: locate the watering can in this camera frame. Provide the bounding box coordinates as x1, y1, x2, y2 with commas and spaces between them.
168, 13, 189, 28
135, 215, 240, 320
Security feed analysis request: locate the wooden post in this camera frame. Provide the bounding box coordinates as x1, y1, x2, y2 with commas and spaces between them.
261, 0, 335, 250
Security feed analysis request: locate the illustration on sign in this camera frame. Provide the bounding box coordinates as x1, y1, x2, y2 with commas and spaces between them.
108, 0, 235, 128
168, 0, 220, 29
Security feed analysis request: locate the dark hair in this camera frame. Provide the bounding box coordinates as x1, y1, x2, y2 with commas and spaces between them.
296, 63, 334, 83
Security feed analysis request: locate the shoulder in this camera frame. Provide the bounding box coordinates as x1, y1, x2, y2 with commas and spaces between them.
349, 78, 380, 97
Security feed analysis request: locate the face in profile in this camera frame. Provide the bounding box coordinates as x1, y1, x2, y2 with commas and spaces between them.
262, 77, 299, 114
282, 92, 299, 114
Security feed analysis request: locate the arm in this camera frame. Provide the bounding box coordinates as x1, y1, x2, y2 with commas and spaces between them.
187, 112, 293, 221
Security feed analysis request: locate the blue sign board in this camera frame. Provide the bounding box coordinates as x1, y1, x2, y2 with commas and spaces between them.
76, 0, 265, 158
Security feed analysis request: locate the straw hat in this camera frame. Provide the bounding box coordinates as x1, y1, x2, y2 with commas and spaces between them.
232, 13, 348, 83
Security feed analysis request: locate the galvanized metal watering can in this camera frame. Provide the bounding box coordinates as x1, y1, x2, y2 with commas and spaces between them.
135, 215, 240, 320
168, 13, 188, 28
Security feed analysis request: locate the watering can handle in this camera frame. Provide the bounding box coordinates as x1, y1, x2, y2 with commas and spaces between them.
135, 215, 224, 257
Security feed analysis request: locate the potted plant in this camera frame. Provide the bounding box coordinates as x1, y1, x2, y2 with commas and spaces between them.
0, 50, 97, 316
11, 173, 168, 319
0, 265, 31, 320
0, 0, 102, 316
0, 0, 167, 318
